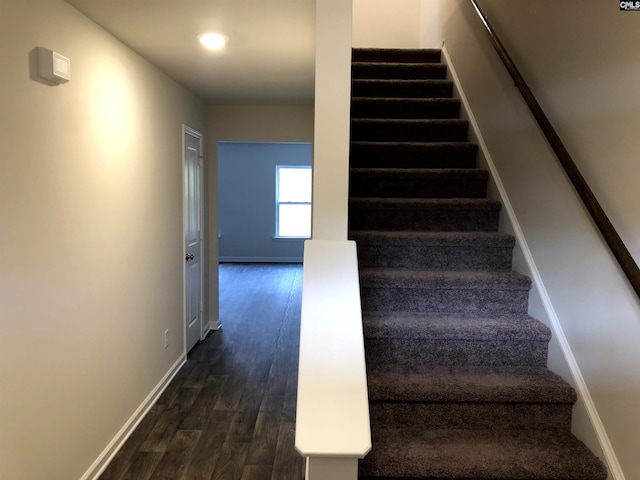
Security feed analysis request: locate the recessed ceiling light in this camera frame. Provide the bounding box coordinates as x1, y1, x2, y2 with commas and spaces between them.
198, 33, 227, 50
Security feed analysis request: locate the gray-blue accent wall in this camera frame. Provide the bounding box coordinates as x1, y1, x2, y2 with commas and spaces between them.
217, 142, 313, 262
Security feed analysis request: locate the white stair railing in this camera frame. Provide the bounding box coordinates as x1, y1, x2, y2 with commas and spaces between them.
295, 240, 371, 480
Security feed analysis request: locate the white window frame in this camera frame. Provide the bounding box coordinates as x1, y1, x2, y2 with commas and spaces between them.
275, 165, 312, 239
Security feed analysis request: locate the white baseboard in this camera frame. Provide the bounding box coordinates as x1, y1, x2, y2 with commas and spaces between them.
81, 355, 186, 480
202, 319, 221, 336
441, 43, 623, 480
219, 256, 302, 263
202, 320, 212, 339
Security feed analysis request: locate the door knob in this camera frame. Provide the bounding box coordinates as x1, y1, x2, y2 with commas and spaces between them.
186, 253, 194, 261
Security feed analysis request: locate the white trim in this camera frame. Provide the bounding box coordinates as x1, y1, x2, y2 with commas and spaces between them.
183, 124, 203, 139
296, 240, 371, 461
199, 317, 220, 335
81, 355, 186, 480
306, 456, 359, 480
441, 44, 624, 480
219, 256, 303, 263
273, 236, 312, 240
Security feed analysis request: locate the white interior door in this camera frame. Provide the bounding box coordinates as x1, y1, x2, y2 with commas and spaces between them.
184, 126, 204, 352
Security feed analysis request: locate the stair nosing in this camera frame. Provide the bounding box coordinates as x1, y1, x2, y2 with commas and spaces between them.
349, 230, 514, 247
362, 312, 547, 339
351, 140, 476, 147
352, 78, 452, 84
359, 268, 531, 287
352, 61, 445, 66
349, 197, 502, 208
366, 365, 576, 404
350, 167, 488, 174
359, 427, 608, 480
351, 96, 459, 102
352, 118, 467, 124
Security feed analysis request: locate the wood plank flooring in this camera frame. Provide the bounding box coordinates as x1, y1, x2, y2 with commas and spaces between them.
100, 263, 305, 480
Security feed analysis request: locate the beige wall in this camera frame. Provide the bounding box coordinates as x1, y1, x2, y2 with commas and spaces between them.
477, 0, 640, 269
206, 104, 314, 307
436, 1, 640, 478
352, 0, 421, 48
420, 0, 443, 48
352, 0, 444, 48
207, 105, 314, 144
0, 1, 207, 479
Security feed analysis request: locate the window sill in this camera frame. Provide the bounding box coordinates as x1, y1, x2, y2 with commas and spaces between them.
273, 236, 311, 240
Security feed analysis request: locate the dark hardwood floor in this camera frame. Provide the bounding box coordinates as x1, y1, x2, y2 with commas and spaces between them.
99, 263, 305, 480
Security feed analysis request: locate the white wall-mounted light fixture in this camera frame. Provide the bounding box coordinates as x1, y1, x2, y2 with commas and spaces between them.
37, 47, 70, 84
198, 33, 227, 50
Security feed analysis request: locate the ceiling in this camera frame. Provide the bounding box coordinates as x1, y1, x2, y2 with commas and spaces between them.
65, 0, 316, 105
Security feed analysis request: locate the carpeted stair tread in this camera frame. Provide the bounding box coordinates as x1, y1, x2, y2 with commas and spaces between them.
351, 231, 515, 270
350, 230, 514, 248
366, 364, 575, 404
353, 48, 442, 63
365, 339, 547, 367
353, 62, 448, 80
353, 79, 453, 99
362, 312, 548, 341
360, 287, 530, 316
350, 167, 487, 177
349, 198, 501, 232
350, 197, 501, 211
350, 168, 489, 199
358, 268, 531, 290
352, 98, 461, 119
352, 118, 468, 142
368, 398, 573, 433
350, 141, 478, 168
359, 427, 608, 480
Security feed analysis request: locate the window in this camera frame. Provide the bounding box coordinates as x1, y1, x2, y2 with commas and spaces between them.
276, 165, 312, 238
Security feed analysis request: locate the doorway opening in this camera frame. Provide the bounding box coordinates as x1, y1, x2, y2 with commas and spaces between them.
217, 142, 312, 264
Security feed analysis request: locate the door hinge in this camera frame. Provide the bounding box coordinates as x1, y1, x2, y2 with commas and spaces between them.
198, 156, 204, 167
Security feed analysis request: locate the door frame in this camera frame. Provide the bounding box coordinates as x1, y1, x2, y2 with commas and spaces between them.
182, 124, 207, 354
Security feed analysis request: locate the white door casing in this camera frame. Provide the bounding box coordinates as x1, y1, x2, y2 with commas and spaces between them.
184, 126, 204, 352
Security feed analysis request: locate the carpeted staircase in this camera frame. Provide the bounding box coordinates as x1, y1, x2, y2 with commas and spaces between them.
348, 48, 608, 480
